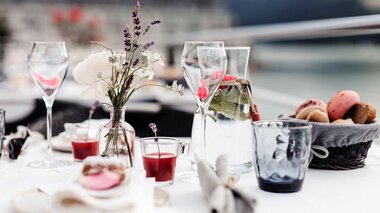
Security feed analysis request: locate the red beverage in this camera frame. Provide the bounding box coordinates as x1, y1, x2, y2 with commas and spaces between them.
71, 139, 99, 161
143, 152, 177, 182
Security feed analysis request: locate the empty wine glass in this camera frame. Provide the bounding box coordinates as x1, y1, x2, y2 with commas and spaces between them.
27, 41, 72, 168
181, 41, 227, 176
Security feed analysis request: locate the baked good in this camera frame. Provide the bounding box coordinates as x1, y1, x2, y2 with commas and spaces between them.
366, 102, 377, 123
332, 118, 354, 125
347, 102, 377, 124
306, 110, 329, 123
295, 105, 326, 120
295, 98, 327, 115
348, 103, 370, 124
81, 156, 126, 190
327, 90, 360, 121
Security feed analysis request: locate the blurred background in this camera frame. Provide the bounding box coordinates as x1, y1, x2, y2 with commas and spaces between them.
0, 0, 380, 136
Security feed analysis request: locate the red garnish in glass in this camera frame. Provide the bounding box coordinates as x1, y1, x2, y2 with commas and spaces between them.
33, 72, 60, 87
211, 70, 224, 80
197, 80, 209, 101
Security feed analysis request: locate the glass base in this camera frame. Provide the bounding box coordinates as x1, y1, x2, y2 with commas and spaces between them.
191, 160, 253, 174
154, 179, 175, 187
27, 159, 74, 169
228, 161, 253, 174
177, 171, 199, 184
257, 177, 304, 193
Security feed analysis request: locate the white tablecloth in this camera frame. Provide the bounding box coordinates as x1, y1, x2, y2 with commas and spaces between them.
1, 139, 380, 213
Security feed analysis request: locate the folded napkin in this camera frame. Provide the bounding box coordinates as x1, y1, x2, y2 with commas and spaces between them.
3, 126, 44, 159
197, 155, 256, 213
52, 170, 154, 213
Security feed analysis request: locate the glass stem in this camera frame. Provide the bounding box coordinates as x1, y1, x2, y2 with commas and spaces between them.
200, 107, 207, 160
46, 106, 53, 160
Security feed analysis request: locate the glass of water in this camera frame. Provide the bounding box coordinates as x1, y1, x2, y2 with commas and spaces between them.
252, 120, 312, 193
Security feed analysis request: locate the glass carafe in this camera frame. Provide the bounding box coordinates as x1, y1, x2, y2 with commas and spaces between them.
191, 46, 253, 174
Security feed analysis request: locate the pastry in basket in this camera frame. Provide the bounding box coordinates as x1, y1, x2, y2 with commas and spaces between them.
347, 102, 377, 124
81, 156, 126, 190
306, 110, 329, 123
291, 91, 380, 170
332, 118, 354, 125
295, 98, 327, 115
295, 90, 377, 124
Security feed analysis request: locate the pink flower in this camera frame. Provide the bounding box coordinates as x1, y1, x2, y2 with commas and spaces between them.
219, 75, 237, 89
197, 80, 209, 101
211, 70, 224, 80
222, 75, 237, 82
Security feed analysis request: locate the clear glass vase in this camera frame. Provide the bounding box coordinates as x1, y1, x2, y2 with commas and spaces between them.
99, 107, 135, 168
191, 47, 253, 174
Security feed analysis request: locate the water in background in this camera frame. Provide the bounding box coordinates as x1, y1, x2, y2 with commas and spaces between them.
250, 44, 380, 120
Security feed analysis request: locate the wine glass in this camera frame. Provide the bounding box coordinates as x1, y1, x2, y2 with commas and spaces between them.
27, 41, 72, 168
180, 41, 227, 181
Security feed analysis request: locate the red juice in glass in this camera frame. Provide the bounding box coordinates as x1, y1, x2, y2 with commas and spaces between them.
71, 138, 99, 161
143, 152, 177, 182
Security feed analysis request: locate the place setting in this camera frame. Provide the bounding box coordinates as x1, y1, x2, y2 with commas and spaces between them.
1, 1, 380, 213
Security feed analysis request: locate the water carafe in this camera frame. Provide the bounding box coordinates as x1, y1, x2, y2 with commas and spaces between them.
191, 47, 254, 173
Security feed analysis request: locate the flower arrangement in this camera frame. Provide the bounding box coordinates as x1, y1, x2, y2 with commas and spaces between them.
51, 7, 103, 45
72, 0, 184, 166
208, 75, 253, 121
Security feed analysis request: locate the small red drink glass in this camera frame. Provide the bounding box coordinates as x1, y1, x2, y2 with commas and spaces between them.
65, 123, 100, 162
140, 137, 186, 186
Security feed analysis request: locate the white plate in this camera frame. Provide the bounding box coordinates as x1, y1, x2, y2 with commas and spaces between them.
12, 188, 51, 213
51, 133, 72, 152
78, 169, 133, 198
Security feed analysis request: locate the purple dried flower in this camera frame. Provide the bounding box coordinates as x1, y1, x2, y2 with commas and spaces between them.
143, 41, 154, 50
123, 27, 130, 38
149, 123, 157, 131
90, 101, 101, 112
132, 11, 137, 17
148, 123, 160, 152
134, 25, 141, 30
151, 20, 161, 25
133, 58, 139, 66
143, 25, 150, 35
89, 100, 101, 120
124, 40, 131, 47
149, 123, 158, 136
134, 17, 140, 25
133, 43, 139, 48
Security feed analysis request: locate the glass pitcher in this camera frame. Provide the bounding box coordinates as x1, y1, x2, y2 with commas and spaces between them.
191, 46, 253, 173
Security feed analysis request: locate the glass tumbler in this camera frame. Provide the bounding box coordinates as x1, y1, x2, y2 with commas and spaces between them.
252, 120, 312, 193
140, 137, 187, 186
65, 123, 100, 162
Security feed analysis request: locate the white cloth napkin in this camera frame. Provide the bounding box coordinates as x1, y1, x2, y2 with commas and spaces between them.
52, 170, 154, 213
197, 155, 256, 213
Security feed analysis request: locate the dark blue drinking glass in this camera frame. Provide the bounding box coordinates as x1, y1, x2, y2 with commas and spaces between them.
252, 120, 312, 193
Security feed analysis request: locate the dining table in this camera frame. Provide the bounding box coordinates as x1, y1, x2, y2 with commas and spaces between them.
0, 137, 380, 213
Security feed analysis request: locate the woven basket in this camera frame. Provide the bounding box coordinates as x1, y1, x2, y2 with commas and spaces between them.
309, 141, 372, 170
308, 121, 380, 170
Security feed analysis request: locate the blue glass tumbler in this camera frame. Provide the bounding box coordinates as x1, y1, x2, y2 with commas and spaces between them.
252, 120, 312, 193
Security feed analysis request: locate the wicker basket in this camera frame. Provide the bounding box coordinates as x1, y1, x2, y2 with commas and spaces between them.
309, 141, 373, 170
308, 122, 380, 170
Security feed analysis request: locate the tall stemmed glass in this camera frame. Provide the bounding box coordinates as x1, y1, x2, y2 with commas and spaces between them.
181, 42, 227, 165
27, 41, 71, 168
